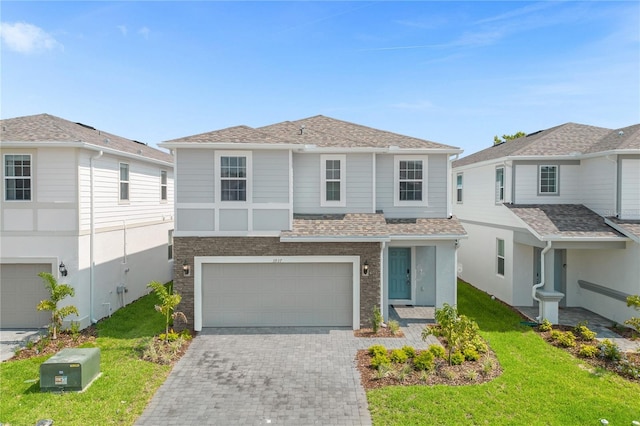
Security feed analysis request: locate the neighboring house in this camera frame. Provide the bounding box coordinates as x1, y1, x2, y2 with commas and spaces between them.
160, 115, 466, 330
0, 114, 174, 329
453, 123, 640, 324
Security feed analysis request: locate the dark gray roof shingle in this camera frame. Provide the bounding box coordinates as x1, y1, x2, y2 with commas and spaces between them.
0, 113, 173, 163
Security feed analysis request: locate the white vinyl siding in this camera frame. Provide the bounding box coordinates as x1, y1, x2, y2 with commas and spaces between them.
175, 149, 215, 203
495, 167, 504, 203
539, 165, 558, 195
579, 156, 616, 217
321, 154, 346, 207
4, 154, 31, 201
620, 158, 640, 219
515, 164, 581, 204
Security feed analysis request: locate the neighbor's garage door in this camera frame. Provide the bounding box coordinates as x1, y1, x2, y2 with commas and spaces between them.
1, 264, 52, 328
202, 262, 352, 327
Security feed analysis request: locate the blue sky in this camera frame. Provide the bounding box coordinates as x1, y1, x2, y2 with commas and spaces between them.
1, 1, 638, 156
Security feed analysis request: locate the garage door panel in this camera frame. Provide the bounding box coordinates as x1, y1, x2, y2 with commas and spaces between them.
202, 261, 353, 327
1, 264, 52, 328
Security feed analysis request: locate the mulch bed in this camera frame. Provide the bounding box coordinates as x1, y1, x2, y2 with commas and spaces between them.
10, 326, 98, 361
354, 327, 405, 338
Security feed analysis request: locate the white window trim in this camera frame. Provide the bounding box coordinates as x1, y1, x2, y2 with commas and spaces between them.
320, 154, 346, 207
168, 229, 174, 260
160, 170, 168, 202
456, 172, 463, 204
3, 153, 32, 202
214, 151, 252, 204
394, 155, 428, 207
495, 166, 505, 204
497, 238, 505, 277
538, 165, 559, 195
119, 162, 130, 202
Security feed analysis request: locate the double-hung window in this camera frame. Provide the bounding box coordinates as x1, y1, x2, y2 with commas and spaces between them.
4, 154, 31, 201
394, 155, 428, 206
160, 170, 168, 201
119, 163, 129, 201
168, 229, 173, 260
456, 173, 463, 203
321, 155, 346, 207
497, 238, 505, 276
495, 166, 505, 203
539, 165, 558, 195
217, 152, 250, 202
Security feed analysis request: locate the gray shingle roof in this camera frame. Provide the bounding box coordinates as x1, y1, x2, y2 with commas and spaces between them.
606, 217, 640, 242
506, 204, 625, 240
163, 115, 460, 150
0, 113, 173, 163
454, 122, 631, 168
281, 213, 466, 239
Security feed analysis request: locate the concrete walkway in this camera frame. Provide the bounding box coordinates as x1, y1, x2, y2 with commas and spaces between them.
0, 329, 45, 362
135, 308, 438, 426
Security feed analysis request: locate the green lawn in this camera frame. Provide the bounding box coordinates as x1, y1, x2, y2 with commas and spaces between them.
367, 280, 640, 425
0, 292, 170, 426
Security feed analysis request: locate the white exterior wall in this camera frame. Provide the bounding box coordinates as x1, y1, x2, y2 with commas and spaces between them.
514, 164, 581, 204
579, 156, 617, 217
513, 242, 535, 306
620, 158, 640, 220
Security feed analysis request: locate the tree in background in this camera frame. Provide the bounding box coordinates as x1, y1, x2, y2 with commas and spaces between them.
494, 131, 526, 145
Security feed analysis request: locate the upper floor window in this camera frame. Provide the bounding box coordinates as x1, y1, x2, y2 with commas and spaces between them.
394, 155, 428, 206
539, 165, 558, 195
119, 163, 130, 201
4, 154, 31, 201
456, 173, 463, 203
219, 154, 248, 201
497, 238, 505, 276
495, 167, 505, 203
321, 155, 346, 207
161, 170, 168, 201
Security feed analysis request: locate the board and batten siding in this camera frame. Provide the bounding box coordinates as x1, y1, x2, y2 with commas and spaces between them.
376, 153, 448, 218
292, 153, 373, 214
578, 156, 617, 217
79, 150, 173, 231
513, 163, 581, 204
620, 158, 640, 220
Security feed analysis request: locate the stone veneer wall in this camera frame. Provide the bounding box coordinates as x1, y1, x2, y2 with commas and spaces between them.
173, 237, 381, 330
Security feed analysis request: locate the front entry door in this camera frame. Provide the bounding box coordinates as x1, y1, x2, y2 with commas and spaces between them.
389, 248, 411, 300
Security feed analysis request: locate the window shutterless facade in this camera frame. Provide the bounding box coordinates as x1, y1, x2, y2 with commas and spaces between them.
119, 163, 129, 201
320, 154, 346, 207
394, 155, 428, 206
497, 238, 505, 276
495, 167, 505, 203
161, 170, 168, 201
215, 151, 251, 203
539, 165, 558, 195
4, 154, 31, 201
456, 172, 463, 203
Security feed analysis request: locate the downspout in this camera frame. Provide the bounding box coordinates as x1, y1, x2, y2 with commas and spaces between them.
532, 241, 552, 322
89, 150, 103, 324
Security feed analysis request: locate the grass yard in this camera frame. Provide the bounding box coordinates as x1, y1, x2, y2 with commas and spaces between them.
0, 292, 171, 426
367, 280, 640, 425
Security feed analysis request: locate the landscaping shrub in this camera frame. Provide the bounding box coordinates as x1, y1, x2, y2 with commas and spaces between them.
463, 347, 480, 361
450, 351, 465, 365
372, 306, 383, 333
428, 344, 446, 359
625, 294, 640, 333
413, 351, 435, 371
402, 345, 416, 359
599, 339, 621, 361
371, 353, 391, 369
573, 321, 597, 341
368, 344, 387, 357
390, 349, 408, 364
422, 303, 481, 365
578, 344, 599, 358
556, 331, 577, 348
549, 330, 562, 340
538, 319, 553, 332
388, 319, 400, 335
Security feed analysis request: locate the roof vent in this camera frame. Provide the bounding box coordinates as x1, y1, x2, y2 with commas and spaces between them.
137, 149, 143, 155
133, 140, 147, 146
526, 130, 543, 137
104, 138, 110, 144
299, 125, 305, 135
75, 122, 96, 130
618, 130, 624, 136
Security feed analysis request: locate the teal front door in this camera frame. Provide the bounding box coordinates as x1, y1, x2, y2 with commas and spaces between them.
389, 247, 411, 300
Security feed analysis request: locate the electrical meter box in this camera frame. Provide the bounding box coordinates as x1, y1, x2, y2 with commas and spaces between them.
40, 348, 100, 392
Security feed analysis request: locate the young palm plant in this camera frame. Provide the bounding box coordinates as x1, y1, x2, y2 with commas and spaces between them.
36, 272, 79, 339
147, 281, 187, 342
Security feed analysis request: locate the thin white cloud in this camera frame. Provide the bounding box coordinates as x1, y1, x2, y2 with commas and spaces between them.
138, 27, 150, 39
118, 25, 128, 36
0, 21, 62, 54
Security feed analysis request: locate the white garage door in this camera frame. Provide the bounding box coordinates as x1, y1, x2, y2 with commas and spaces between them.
1, 264, 52, 328
202, 262, 353, 327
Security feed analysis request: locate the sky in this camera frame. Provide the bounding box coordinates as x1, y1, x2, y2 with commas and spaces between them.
1, 1, 639, 157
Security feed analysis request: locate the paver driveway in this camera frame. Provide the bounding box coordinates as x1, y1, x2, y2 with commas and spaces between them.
136, 309, 435, 426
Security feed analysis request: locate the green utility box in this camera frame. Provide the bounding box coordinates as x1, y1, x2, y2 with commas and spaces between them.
40, 348, 100, 392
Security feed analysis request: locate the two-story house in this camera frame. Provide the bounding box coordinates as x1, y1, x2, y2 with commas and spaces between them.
0, 114, 175, 329
160, 115, 466, 330
453, 123, 640, 325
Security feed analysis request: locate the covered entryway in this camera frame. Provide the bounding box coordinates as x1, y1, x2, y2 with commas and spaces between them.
0, 263, 52, 328
196, 256, 360, 329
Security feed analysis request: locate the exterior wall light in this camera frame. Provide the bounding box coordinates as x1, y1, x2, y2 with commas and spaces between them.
362, 260, 369, 276
59, 262, 68, 277
182, 260, 191, 277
